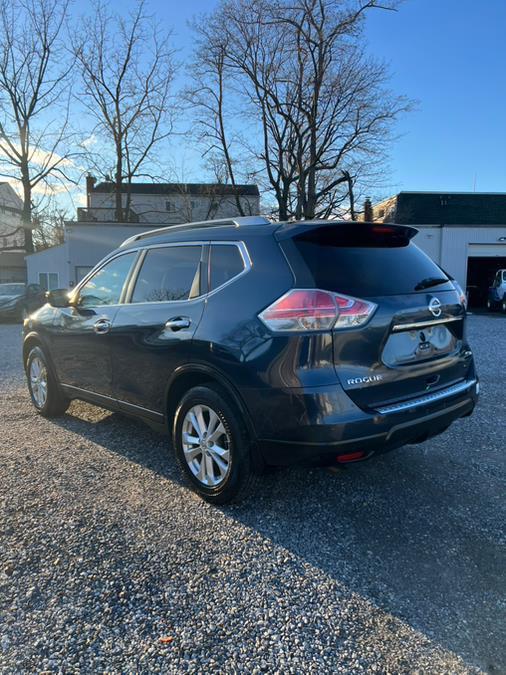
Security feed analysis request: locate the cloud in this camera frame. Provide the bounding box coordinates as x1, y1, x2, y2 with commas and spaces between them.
81, 134, 97, 149
0, 142, 74, 171
4, 177, 71, 198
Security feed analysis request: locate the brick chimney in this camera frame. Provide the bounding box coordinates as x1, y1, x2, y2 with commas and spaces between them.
86, 174, 96, 208
363, 197, 373, 222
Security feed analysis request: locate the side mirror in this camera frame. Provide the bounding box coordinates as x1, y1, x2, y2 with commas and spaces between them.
46, 288, 72, 308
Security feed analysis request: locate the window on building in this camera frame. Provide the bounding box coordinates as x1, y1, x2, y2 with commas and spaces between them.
38, 272, 59, 291
78, 252, 136, 307
131, 246, 202, 303
209, 244, 245, 291
190, 200, 197, 209
165, 200, 176, 213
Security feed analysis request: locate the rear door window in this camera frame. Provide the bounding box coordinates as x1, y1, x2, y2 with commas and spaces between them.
209, 244, 245, 291
131, 246, 202, 303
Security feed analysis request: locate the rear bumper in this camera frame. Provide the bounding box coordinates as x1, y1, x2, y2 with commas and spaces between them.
242, 377, 479, 466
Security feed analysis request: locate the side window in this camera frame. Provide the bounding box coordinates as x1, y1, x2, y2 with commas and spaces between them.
209, 244, 245, 291
131, 246, 202, 303
78, 252, 136, 307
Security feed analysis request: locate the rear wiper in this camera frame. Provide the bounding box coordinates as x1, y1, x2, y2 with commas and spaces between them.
414, 277, 449, 291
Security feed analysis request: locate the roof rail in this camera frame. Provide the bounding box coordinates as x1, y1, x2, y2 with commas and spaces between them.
119, 215, 272, 248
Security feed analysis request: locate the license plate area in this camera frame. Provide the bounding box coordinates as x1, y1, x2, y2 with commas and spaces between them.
382, 323, 460, 366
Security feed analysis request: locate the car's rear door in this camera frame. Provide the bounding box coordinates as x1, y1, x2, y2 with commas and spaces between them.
279, 223, 472, 411
109, 243, 207, 421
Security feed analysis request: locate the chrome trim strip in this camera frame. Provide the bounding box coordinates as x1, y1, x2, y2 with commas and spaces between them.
392, 316, 463, 332
61, 383, 116, 403
73, 241, 252, 306
61, 383, 164, 419
117, 400, 164, 420
376, 379, 476, 415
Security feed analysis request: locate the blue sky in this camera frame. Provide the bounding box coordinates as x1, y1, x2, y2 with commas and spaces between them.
90, 0, 506, 197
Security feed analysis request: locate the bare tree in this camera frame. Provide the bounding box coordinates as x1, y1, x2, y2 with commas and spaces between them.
192, 0, 412, 220
31, 199, 67, 250
186, 43, 247, 216
74, 0, 176, 222
0, 0, 75, 252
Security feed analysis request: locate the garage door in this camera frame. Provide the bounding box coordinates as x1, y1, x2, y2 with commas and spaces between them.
468, 243, 506, 257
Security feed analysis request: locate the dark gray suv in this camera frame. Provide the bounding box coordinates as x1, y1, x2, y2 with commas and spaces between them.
23, 217, 478, 503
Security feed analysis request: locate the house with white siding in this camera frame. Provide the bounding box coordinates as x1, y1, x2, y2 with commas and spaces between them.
0, 182, 26, 282
79, 177, 260, 225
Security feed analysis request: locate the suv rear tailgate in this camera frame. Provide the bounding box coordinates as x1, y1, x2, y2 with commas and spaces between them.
333, 290, 471, 410
278, 222, 472, 411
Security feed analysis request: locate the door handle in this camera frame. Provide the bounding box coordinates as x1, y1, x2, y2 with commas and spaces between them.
94, 318, 111, 334
165, 317, 191, 331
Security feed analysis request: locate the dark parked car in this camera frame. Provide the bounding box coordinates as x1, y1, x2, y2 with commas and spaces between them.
0, 282, 44, 322
23, 217, 478, 503
486, 269, 506, 312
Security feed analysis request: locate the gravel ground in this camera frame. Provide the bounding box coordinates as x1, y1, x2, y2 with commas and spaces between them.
0, 316, 505, 673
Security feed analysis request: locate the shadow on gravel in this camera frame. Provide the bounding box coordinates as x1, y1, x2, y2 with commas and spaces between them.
52, 404, 505, 674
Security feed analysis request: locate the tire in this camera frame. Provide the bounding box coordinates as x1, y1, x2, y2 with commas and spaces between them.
502, 297, 506, 314
486, 298, 496, 312
26, 346, 70, 417
172, 385, 257, 504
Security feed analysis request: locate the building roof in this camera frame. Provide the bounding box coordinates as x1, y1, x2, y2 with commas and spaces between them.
91, 181, 260, 197
392, 191, 506, 226
0, 181, 23, 211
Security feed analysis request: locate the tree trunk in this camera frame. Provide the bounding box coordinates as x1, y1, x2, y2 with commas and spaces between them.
21, 162, 33, 253
115, 149, 123, 221
125, 179, 132, 222
344, 171, 356, 220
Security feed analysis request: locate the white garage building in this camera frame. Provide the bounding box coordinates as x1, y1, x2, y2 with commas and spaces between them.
369, 192, 506, 307
25, 222, 155, 290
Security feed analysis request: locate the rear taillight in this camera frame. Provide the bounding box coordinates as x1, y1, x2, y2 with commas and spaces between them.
452, 281, 467, 308
258, 289, 377, 332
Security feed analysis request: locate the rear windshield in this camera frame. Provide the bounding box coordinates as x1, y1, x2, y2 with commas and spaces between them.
286, 237, 453, 297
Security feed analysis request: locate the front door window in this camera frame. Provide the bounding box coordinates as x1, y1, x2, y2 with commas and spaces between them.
78, 253, 136, 308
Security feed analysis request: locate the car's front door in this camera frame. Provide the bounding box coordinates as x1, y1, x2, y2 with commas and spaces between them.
109, 244, 207, 420
49, 251, 138, 401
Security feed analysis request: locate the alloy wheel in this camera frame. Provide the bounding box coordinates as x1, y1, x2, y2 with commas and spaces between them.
182, 404, 231, 487
30, 356, 48, 408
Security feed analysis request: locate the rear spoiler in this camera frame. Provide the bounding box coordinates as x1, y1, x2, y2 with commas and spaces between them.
275, 220, 418, 245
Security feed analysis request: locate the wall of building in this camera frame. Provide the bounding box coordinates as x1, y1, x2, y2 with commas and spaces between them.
0, 251, 26, 282
66, 223, 157, 285
0, 183, 24, 250
87, 191, 260, 224
26, 243, 69, 289
413, 224, 506, 288
440, 226, 506, 288
27, 220, 136, 289
412, 226, 442, 266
